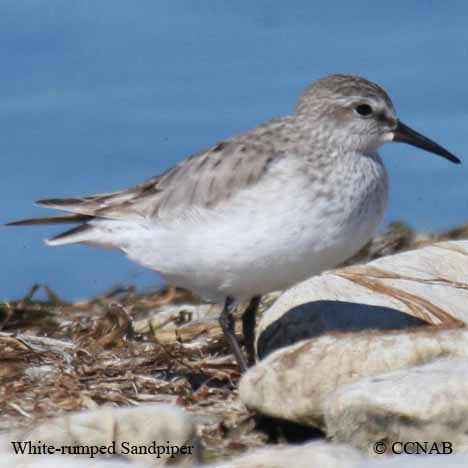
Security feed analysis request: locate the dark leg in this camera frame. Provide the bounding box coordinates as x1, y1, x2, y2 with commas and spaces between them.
219, 296, 248, 372
242, 295, 261, 367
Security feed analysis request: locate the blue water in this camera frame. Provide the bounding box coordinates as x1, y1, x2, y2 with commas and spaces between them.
1, 1, 467, 300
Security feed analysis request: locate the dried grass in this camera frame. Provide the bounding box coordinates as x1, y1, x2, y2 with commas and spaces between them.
0, 284, 269, 460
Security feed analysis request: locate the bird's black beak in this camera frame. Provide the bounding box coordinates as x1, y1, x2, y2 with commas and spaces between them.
392, 120, 460, 164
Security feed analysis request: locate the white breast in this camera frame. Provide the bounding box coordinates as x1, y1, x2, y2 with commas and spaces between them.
123, 152, 388, 302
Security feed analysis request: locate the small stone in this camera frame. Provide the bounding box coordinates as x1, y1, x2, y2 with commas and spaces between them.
325, 358, 468, 454
257, 240, 468, 358
10, 404, 199, 467
240, 328, 468, 428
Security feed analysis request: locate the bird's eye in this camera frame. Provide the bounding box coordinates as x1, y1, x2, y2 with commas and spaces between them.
354, 104, 373, 117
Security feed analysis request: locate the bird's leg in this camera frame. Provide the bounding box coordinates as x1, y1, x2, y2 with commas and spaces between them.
219, 296, 248, 372
242, 295, 261, 367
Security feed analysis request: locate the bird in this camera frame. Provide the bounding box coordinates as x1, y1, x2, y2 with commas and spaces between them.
7, 74, 460, 372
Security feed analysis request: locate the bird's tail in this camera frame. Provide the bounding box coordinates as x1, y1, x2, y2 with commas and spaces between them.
6, 214, 95, 246
6, 214, 92, 226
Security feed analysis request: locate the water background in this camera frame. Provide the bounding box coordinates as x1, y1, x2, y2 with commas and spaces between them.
1, 1, 467, 300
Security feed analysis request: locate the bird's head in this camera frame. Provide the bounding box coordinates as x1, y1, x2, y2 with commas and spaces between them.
296, 74, 460, 164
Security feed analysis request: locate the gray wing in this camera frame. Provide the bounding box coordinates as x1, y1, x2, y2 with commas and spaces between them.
35, 139, 282, 222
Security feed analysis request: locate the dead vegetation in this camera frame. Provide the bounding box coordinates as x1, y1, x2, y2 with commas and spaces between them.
0, 284, 269, 460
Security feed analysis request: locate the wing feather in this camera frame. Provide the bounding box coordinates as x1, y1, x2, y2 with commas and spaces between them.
26, 118, 292, 222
